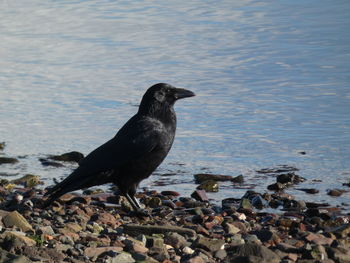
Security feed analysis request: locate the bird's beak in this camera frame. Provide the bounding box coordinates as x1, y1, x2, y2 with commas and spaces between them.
174, 88, 196, 100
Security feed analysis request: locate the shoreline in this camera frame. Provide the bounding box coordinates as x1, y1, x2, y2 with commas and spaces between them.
0, 148, 349, 262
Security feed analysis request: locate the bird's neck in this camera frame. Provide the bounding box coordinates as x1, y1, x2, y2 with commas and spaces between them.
139, 102, 176, 126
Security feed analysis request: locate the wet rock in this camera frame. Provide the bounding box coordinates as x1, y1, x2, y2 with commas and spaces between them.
191, 190, 209, 202
240, 198, 253, 210
223, 222, 241, 234
0, 142, 5, 150
11, 174, 43, 188
197, 180, 219, 192
251, 195, 268, 209
194, 173, 233, 183
3, 211, 33, 232
267, 182, 285, 191
49, 151, 84, 163
215, 249, 227, 260
194, 235, 225, 252
0, 157, 19, 164
123, 224, 196, 238
327, 189, 345, 197
231, 174, 244, 183
276, 173, 305, 185
161, 190, 180, 197
39, 158, 63, 167
256, 165, 299, 174
297, 188, 319, 194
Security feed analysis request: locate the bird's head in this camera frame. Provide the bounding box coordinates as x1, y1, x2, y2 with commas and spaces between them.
139, 83, 195, 115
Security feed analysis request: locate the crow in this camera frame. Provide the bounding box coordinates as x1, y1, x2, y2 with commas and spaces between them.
43, 83, 195, 213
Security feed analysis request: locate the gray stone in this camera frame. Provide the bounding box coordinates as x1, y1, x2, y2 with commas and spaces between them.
164, 232, 187, 249
194, 235, 225, 252
229, 243, 281, 263
123, 224, 196, 238
0, 248, 32, 263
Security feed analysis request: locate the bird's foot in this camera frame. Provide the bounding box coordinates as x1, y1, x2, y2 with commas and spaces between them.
130, 208, 151, 217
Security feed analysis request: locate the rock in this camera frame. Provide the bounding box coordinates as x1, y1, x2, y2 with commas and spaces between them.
194, 235, 225, 252
64, 222, 83, 233
0, 142, 5, 150
240, 198, 253, 210
49, 151, 84, 163
0, 157, 19, 164
227, 243, 280, 263
124, 224, 196, 238
11, 174, 43, 188
2, 231, 36, 247
251, 195, 268, 209
329, 224, 350, 238
160, 190, 180, 197
184, 256, 205, 263
194, 173, 233, 183
0, 248, 32, 263
256, 165, 299, 174
84, 247, 123, 258
183, 246, 195, 255
267, 182, 285, 191
197, 180, 219, 192
231, 175, 244, 183
223, 222, 241, 234
327, 189, 344, 197
164, 232, 187, 249
39, 158, 64, 167
326, 246, 350, 263
91, 212, 119, 227
215, 249, 227, 260
276, 173, 305, 185
3, 211, 33, 232
297, 188, 319, 194
191, 190, 209, 202
124, 238, 149, 254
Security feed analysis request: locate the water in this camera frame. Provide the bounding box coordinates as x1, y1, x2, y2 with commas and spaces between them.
1, 1, 349, 210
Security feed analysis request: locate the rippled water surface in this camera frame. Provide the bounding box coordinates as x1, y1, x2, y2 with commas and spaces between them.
1, 1, 349, 209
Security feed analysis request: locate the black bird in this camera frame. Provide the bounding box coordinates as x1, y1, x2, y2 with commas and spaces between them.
43, 83, 195, 213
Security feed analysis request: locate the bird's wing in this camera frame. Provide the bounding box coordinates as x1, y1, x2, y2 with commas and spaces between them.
45, 115, 164, 196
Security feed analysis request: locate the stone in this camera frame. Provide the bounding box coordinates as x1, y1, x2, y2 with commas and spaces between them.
0, 248, 32, 263
2, 231, 36, 247
91, 212, 119, 227
123, 224, 196, 238
223, 222, 241, 234
64, 222, 83, 233
185, 256, 205, 263
267, 182, 285, 191
215, 249, 227, 260
326, 246, 350, 263
11, 174, 43, 188
297, 188, 319, 194
0, 142, 5, 150
191, 190, 209, 202
183, 246, 195, 255
39, 158, 64, 167
3, 211, 33, 232
109, 252, 135, 263
330, 223, 350, 238
240, 198, 253, 209
160, 191, 180, 197
228, 243, 280, 263
194, 173, 233, 183
197, 180, 219, 192
276, 173, 305, 185
164, 232, 187, 249
84, 247, 123, 258
194, 235, 225, 252
232, 174, 244, 183
49, 151, 84, 163
327, 189, 344, 196
147, 197, 162, 208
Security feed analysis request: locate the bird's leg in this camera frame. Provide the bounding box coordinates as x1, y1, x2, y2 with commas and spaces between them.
125, 193, 140, 211
131, 195, 141, 209
125, 193, 150, 217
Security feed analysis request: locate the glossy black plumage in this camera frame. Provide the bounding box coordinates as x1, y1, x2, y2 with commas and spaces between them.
43, 83, 195, 211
